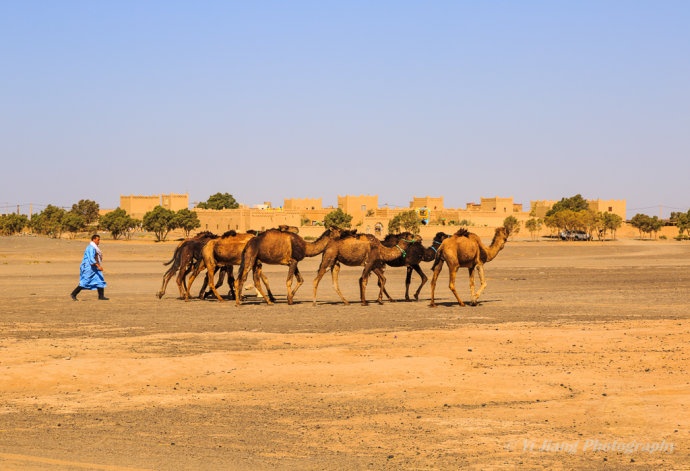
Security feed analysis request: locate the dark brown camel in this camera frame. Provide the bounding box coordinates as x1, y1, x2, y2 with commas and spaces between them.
377, 231, 450, 301
429, 227, 509, 307
235, 228, 341, 305
312, 231, 418, 306
156, 231, 218, 299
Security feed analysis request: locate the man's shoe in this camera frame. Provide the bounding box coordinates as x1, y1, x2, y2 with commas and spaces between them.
98, 296, 110, 301
71, 294, 78, 301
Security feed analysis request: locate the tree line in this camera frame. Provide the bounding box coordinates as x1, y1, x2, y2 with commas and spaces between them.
2, 192, 689, 241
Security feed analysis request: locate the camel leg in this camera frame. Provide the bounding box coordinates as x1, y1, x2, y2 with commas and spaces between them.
403, 266, 413, 301
235, 245, 258, 306
467, 267, 476, 304
330, 262, 349, 305
203, 266, 227, 299
359, 262, 377, 306
448, 265, 465, 307
358, 274, 369, 306
284, 260, 299, 305
252, 264, 273, 305
215, 267, 227, 296
312, 259, 333, 306
472, 264, 487, 305
411, 264, 428, 302
292, 265, 304, 298
198, 269, 210, 298
256, 264, 275, 302
372, 268, 388, 304
204, 261, 225, 302
224, 266, 236, 300
429, 260, 443, 307
184, 261, 205, 301
157, 264, 178, 299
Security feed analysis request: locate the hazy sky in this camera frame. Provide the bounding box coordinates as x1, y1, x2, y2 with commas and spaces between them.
2, 1, 688, 218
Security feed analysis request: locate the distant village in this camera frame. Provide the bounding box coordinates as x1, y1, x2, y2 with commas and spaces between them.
117, 193, 631, 240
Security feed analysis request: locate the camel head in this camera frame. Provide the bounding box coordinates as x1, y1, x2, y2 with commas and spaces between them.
490, 227, 509, 254
425, 232, 450, 262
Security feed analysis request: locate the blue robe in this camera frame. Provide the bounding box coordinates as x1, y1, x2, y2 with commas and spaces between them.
79, 244, 106, 289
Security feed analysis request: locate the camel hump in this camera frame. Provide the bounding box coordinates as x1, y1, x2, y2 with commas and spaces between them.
454, 228, 470, 237
339, 229, 358, 239
195, 230, 216, 239
221, 230, 238, 238
278, 225, 300, 234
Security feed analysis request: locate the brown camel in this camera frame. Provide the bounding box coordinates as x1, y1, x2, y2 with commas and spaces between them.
429, 227, 509, 307
235, 227, 341, 305
312, 232, 419, 306
185, 230, 274, 302
377, 231, 450, 301
156, 231, 218, 299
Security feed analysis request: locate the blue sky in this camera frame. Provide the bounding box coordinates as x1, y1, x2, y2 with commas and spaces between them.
2, 1, 688, 218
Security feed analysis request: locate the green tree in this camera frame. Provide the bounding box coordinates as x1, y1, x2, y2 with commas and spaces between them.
388, 210, 421, 234
143, 206, 178, 241
544, 209, 578, 235
546, 194, 590, 217
174, 209, 201, 237
196, 192, 239, 210
503, 216, 520, 237
99, 208, 140, 240
62, 212, 87, 237
71, 199, 100, 225
630, 213, 664, 239
524, 217, 543, 240
602, 212, 623, 240
29, 205, 66, 238
630, 213, 650, 238
0, 213, 29, 235
323, 208, 353, 229
671, 210, 690, 238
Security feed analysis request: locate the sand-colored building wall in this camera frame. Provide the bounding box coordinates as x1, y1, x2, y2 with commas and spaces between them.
466, 196, 522, 215
194, 208, 302, 234
338, 195, 379, 226
120, 193, 189, 219
410, 196, 444, 211
283, 197, 323, 211
588, 199, 626, 220
529, 200, 557, 218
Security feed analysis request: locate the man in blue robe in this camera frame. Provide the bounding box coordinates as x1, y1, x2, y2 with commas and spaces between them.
70, 234, 109, 300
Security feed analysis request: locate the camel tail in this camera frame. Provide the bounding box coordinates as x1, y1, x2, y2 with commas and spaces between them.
163, 244, 183, 267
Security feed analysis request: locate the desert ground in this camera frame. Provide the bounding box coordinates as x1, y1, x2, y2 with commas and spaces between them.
0, 234, 689, 470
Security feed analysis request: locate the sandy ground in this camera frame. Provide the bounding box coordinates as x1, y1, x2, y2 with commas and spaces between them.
0, 234, 689, 470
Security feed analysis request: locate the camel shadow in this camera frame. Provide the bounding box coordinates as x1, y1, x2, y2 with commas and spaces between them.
428, 298, 501, 308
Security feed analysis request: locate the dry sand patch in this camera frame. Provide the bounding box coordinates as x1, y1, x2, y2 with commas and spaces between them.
0, 235, 689, 470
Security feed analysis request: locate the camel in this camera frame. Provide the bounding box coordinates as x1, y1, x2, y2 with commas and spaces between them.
235, 227, 341, 305
156, 231, 218, 299
377, 231, 450, 301
185, 230, 274, 302
429, 227, 509, 307
312, 231, 419, 306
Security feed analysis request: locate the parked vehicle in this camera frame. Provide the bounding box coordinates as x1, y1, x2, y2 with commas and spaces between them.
560, 230, 591, 241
